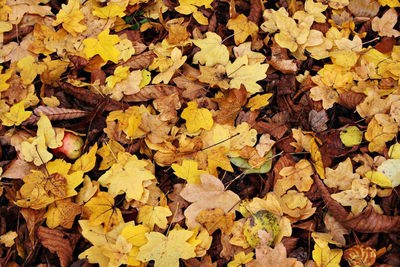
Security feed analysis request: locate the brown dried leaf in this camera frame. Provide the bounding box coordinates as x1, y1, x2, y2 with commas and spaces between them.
34, 106, 89, 121
214, 86, 247, 125
247, 242, 304, 267
348, 0, 379, 18
153, 93, 181, 122
324, 212, 349, 245
2, 157, 40, 179
248, 0, 263, 24
254, 121, 288, 139
173, 76, 207, 100
268, 41, 298, 74
184, 255, 217, 267
338, 91, 366, 110
118, 51, 156, 70
308, 110, 328, 133
37, 226, 80, 267
58, 81, 128, 111
168, 183, 188, 223
20, 208, 46, 246
123, 84, 182, 102
314, 175, 400, 233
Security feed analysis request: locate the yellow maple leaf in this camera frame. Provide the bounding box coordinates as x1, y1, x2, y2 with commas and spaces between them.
181, 101, 213, 133
137, 205, 172, 230
0, 231, 17, 247
121, 224, 150, 266
45, 198, 82, 229
98, 154, 155, 200
16, 159, 83, 209
20, 114, 64, 166
192, 32, 230, 67
97, 140, 125, 170
293, 0, 327, 23
312, 243, 343, 267
17, 55, 46, 84
378, 0, 400, 6
106, 66, 130, 88
228, 251, 254, 267
84, 191, 123, 231
93, 3, 126, 19
72, 143, 98, 173
312, 233, 344, 266
152, 47, 187, 84
226, 55, 268, 94
83, 29, 121, 63
227, 14, 259, 45
115, 39, 136, 62
0, 66, 12, 92
310, 76, 339, 109
79, 220, 138, 266
0, 101, 31, 126
172, 159, 206, 183
175, 0, 212, 25
198, 64, 230, 89
365, 114, 398, 153
137, 228, 196, 267
206, 147, 234, 175
107, 106, 146, 138
246, 93, 273, 111
52, 0, 86, 36
196, 208, 235, 234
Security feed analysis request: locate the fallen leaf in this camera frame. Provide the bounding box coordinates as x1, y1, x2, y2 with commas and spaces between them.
180, 173, 241, 229
137, 228, 196, 267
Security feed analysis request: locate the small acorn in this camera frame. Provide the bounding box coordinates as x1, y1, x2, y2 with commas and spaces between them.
52, 132, 84, 160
